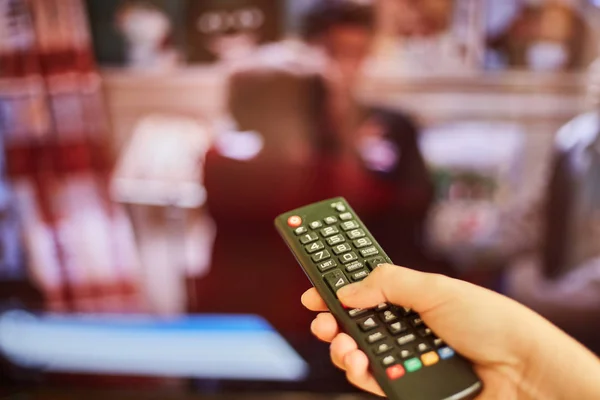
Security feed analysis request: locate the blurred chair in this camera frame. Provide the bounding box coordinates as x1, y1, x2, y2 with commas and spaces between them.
504, 111, 600, 355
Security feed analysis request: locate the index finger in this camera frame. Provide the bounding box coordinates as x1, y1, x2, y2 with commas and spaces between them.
301, 288, 329, 312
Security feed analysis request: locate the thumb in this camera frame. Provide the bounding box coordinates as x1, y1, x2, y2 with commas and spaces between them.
337, 264, 463, 313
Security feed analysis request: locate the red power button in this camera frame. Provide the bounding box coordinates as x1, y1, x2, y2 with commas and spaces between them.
287, 216, 302, 228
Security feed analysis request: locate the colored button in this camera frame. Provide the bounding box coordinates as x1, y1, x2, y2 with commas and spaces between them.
404, 357, 422, 373
386, 364, 405, 380
421, 351, 440, 367
438, 347, 455, 360
287, 216, 302, 228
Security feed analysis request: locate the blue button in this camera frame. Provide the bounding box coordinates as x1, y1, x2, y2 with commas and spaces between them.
438, 347, 455, 360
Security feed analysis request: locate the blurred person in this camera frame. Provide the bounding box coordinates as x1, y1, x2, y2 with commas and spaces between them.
488, 2, 595, 71
301, 264, 600, 398
194, 0, 451, 376
115, 1, 180, 70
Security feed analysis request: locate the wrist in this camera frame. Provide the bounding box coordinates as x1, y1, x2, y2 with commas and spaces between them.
516, 320, 600, 400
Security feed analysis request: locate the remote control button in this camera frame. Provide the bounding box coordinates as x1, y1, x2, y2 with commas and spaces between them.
339, 252, 358, 264
421, 351, 439, 367
388, 321, 407, 335
353, 237, 372, 248
318, 259, 337, 272
351, 270, 369, 281
417, 342, 431, 353
324, 269, 349, 292
418, 328, 432, 337
320, 226, 339, 237
345, 261, 364, 272
310, 221, 323, 229
300, 232, 319, 244
340, 221, 360, 231
305, 241, 325, 254
398, 307, 413, 316
326, 234, 345, 246
410, 317, 424, 327
381, 310, 397, 323
433, 338, 444, 347
312, 250, 331, 262
332, 243, 352, 255
438, 347, 455, 360
404, 357, 422, 373
330, 202, 346, 212
347, 229, 366, 239
359, 316, 379, 331
397, 333, 416, 346
366, 257, 386, 269
386, 364, 405, 380
339, 212, 353, 220
400, 349, 415, 359
324, 216, 338, 225
381, 355, 397, 367
287, 216, 302, 228
348, 308, 368, 318
367, 331, 386, 344
374, 342, 393, 355
376, 303, 389, 311
294, 226, 307, 235
360, 247, 380, 258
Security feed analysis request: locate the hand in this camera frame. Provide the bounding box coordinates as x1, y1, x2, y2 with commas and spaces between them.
301, 264, 600, 399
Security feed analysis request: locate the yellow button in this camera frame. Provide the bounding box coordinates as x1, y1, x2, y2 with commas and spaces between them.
421, 351, 439, 366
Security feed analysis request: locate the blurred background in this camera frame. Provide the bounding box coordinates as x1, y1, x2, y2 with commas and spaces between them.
2, 0, 600, 398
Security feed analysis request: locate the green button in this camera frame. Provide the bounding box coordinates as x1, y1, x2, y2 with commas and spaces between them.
404, 357, 422, 373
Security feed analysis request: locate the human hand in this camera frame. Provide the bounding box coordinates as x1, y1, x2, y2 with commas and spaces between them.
301, 264, 600, 399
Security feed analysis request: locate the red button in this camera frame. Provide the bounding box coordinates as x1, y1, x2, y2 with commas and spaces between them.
287, 216, 302, 228
386, 364, 405, 380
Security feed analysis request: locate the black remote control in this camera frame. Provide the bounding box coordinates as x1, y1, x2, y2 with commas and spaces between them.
275, 197, 483, 400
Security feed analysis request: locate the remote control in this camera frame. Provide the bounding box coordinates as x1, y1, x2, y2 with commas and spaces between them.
275, 197, 483, 400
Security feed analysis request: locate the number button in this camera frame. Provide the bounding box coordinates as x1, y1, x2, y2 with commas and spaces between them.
332, 243, 352, 255
341, 221, 360, 231
305, 241, 325, 254
326, 234, 345, 246
310, 221, 323, 229
324, 216, 338, 225
353, 237, 372, 248
324, 269, 349, 293
300, 232, 318, 244
347, 229, 366, 239
320, 226, 339, 237
318, 259, 337, 272
339, 252, 358, 264
294, 226, 307, 235
311, 250, 331, 262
